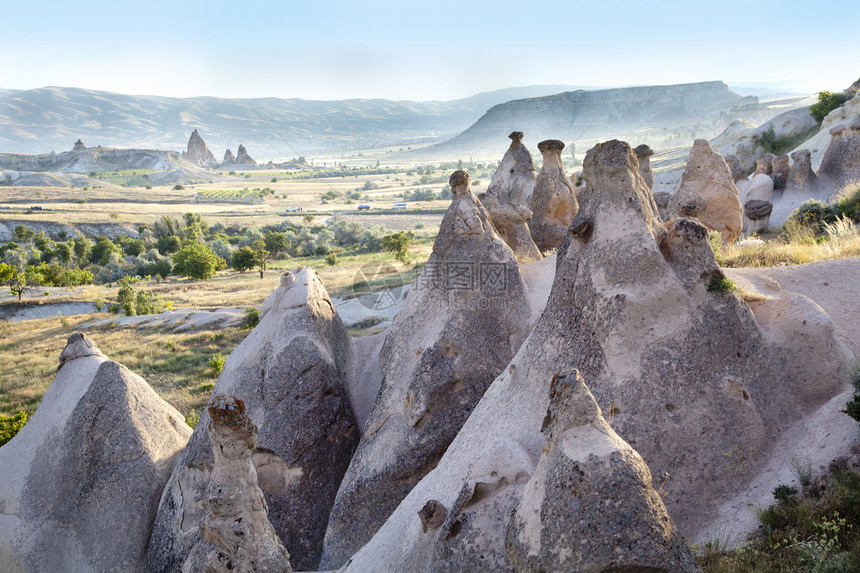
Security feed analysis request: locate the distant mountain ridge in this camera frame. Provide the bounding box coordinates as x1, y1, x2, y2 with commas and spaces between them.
428, 81, 759, 155
0, 85, 587, 157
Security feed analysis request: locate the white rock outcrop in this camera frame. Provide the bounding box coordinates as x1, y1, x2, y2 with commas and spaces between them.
0, 334, 191, 573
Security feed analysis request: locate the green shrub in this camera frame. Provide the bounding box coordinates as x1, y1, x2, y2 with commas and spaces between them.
325, 253, 338, 266
382, 231, 415, 263
834, 181, 860, 222
810, 91, 851, 123
117, 277, 137, 316
774, 484, 799, 504
707, 276, 738, 293
208, 352, 226, 375
0, 411, 28, 446
240, 307, 260, 330
787, 200, 842, 234
185, 409, 200, 428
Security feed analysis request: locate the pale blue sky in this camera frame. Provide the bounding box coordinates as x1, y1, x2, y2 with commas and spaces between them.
2, 0, 857, 100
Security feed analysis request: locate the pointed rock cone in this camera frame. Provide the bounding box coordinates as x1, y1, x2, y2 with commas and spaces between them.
319, 170, 531, 569
528, 139, 578, 252
181, 128, 216, 165
0, 333, 191, 573
506, 370, 701, 572
486, 131, 537, 206
667, 139, 743, 243
146, 268, 357, 572
181, 394, 292, 573
480, 133, 542, 261
222, 149, 236, 165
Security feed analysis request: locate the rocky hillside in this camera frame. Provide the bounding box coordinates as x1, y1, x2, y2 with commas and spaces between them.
429, 81, 809, 156
0, 85, 585, 157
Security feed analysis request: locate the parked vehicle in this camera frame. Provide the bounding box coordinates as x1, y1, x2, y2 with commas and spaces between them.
392, 202, 408, 210
285, 206, 302, 212
357, 204, 371, 210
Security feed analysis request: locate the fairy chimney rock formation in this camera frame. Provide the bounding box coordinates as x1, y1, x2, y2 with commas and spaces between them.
182, 129, 216, 166
788, 149, 817, 189
817, 117, 860, 186
320, 169, 531, 569
724, 154, 747, 182
634, 143, 655, 190
222, 149, 236, 165
146, 268, 357, 572
235, 144, 257, 166
181, 395, 292, 573
339, 139, 852, 572
0, 334, 191, 573
771, 154, 790, 190
506, 370, 701, 573
480, 132, 542, 261
73, 139, 86, 151
667, 139, 743, 243
754, 152, 775, 176
528, 139, 578, 252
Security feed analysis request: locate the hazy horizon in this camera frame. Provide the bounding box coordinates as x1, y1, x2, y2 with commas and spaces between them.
2, 0, 857, 102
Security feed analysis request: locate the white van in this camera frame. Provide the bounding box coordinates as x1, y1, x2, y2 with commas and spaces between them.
392, 202, 408, 210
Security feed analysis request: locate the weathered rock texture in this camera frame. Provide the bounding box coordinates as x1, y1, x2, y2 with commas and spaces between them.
321, 170, 531, 569
724, 154, 746, 182
73, 138, 85, 151
754, 152, 775, 176
479, 133, 542, 261
668, 139, 743, 242
486, 131, 537, 205
0, 333, 191, 573
181, 395, 292, 573
528, 139, 578, 252
634, 143, 654, 190
788, 149, 817, 190
817, 117, 860, 187
771, 154, 791, 190
181, 128, 216, 166
744, 199, 773, 234
146, 268, 357, 572
341, 140, 850, 572
222, 149, 236, 165
506, 370, 700, 573
235, 144, 257, 166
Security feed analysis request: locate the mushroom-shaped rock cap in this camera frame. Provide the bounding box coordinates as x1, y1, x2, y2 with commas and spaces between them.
58, 332, 106, 369
537, 139, 565, 153
449, 170, 471, 192
634, 143, 654, 159
508, 131, 524, 143
208, 393, 247, 425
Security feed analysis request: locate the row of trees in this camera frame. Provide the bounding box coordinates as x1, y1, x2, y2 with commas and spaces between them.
1, 213, 412, 295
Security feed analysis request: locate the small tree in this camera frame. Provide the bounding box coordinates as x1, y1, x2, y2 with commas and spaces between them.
231, 246, 256, 272
382, 231, 414, 263
117, 277, 137, 316
14, 225, 34, 243
9, 269, 27, 301
172, 242, 223, 281
809, 91, 851, 123
251, 240, 269, 279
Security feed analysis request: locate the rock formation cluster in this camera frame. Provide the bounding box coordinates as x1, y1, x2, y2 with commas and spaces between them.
3, 129, 858, 573
321, 170, 531, 568
146, 268, 357, 571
